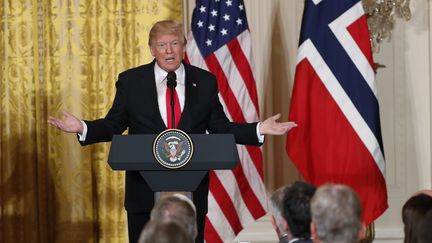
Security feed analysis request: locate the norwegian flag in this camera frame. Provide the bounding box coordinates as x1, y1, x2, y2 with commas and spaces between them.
186, 0, 267, 242
286, 0, 388, 224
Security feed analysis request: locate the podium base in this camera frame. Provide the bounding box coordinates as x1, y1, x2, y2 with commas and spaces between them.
140, 170, 207, 191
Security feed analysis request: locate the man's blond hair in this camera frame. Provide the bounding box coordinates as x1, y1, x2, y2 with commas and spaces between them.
148, 20, 187, 46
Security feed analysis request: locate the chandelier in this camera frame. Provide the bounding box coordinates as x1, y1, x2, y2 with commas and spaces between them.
362, 0, 411, 52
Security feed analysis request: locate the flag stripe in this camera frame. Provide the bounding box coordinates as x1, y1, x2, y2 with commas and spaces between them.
187, 1, 266, 241
214, 45, 258, 121
333, 7, 384, 151
214, 170, 255, 224
208, 171, 244, 234
205, 54, 265, 178
210, 48, 265, 178
237, 145, 267, 206
185, 35, 209, 72
226, 36, 260, 115
205, 53, 247, 122
243, 146, 264, 179
328, 1, 376, 96
347, 16, 374, 70
205, 192, 235, 242
203, 220, 223, 243
231, 162, 266, 219
206, 54, 266, 179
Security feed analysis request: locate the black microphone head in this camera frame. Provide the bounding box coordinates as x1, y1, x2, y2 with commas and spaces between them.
167, 71, 177, 88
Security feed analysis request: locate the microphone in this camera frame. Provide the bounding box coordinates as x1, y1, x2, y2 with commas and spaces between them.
167, 71, 177, 89
166, 71, 177, 128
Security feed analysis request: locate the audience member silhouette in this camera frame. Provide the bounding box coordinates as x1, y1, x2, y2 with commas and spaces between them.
138, 219, 193, 243
150, 194, 197, 240
269, 181, 316, 243
269, 185, 290, 241
282, 181, 316, 243
310, 184, 364, 243
402, 191, 432, 243
417, 209, 432, 243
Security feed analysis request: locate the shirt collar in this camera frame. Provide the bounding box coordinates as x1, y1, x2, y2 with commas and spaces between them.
154, 62, 185, 85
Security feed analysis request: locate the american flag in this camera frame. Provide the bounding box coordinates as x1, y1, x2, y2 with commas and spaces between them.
186, 0, 267, 242
286, 0, 388, 224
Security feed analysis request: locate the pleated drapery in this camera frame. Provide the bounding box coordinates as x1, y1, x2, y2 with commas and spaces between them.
0, 1, 182, 242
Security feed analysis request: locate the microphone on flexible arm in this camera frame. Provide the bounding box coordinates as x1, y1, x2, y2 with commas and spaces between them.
166, 71, 177, 129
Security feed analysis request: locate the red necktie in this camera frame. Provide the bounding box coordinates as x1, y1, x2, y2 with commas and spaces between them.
166, 87, 181, 129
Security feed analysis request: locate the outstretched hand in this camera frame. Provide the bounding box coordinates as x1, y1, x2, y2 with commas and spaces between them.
47, 111, 84, 134
259, 113, 297, 135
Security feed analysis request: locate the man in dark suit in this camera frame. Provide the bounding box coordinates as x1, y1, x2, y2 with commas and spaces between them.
48, 20, 297, 243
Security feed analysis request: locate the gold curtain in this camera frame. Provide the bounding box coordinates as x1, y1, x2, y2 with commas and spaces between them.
0, 0, 181, 242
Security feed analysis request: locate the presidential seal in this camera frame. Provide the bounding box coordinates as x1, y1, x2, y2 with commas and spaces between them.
153, 129, 193, 169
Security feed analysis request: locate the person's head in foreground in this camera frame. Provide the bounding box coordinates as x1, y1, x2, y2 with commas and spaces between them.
138, 219, 193, 243
402, 191, 432, 243
150, 194, 197, 240
310, 184, 364, 243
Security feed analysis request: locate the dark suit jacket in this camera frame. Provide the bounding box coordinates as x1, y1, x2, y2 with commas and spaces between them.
79, 60, 261, 213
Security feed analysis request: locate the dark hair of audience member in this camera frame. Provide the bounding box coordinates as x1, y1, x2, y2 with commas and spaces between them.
402, 193, 432, 243
417, 209, 432, 243
282, 181, 316, 238
138, 220, 194, 243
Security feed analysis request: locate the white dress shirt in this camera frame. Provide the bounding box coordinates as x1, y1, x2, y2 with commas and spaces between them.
154, 62, 185, 127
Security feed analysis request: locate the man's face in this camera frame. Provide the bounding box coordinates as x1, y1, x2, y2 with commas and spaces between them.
150, 33, 185, 72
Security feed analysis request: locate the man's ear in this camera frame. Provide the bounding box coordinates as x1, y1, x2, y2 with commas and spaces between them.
270, 216, 277, 231
271, 215, 282, 238
310, 222, 318, 242
281, 217, 289, 232
149, 46, 156, 57
358, 223, 366, 241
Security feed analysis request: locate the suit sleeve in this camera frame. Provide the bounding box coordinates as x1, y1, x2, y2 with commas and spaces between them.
79, 74, 129, 145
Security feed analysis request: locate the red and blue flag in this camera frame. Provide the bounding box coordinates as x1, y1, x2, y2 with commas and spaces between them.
286, 0, 388, 225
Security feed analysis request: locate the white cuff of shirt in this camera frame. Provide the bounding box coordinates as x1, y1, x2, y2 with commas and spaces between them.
78, 120, 88, 141
257, 122, 264, 143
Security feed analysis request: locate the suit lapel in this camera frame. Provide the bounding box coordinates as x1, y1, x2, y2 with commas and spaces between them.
141, 61, 167, 132
178, 64, 197, 132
